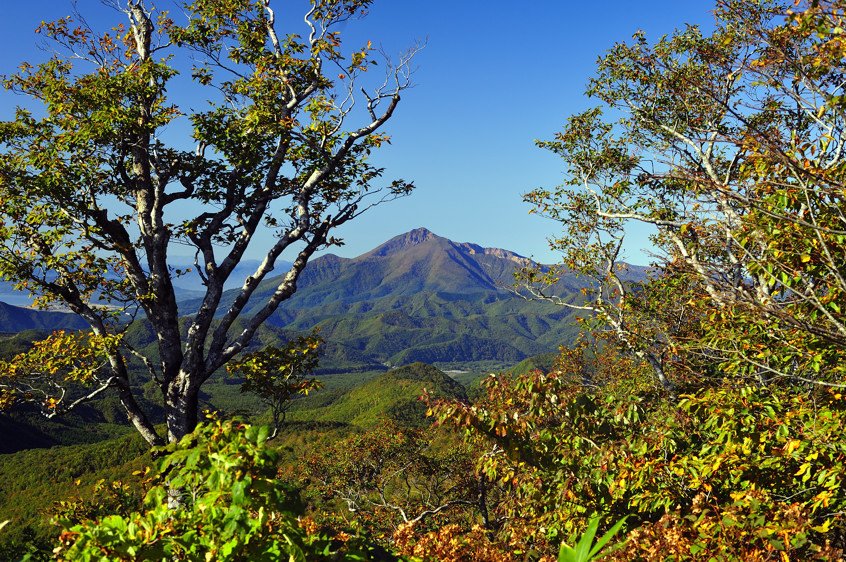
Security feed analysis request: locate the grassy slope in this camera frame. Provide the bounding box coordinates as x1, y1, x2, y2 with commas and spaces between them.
510, 353, 560, 375
288, 362, 467, 428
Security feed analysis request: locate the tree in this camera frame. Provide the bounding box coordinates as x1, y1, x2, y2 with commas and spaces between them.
227, 331, 324, 438
520, 0, 846, 390
0, 0, 420, 446
451, 1, 846, 555
433, 343, 644, 557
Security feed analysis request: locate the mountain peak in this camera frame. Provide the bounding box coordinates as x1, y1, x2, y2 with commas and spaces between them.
365, 227, 442, 257
403, 227, 437, 243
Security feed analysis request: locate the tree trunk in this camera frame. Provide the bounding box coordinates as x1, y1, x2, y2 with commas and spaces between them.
166, 375, 200, 443
640, 350, 675, 394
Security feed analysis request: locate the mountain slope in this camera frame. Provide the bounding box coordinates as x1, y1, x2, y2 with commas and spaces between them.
209, 228, 586, 367
248, 228, 532, 309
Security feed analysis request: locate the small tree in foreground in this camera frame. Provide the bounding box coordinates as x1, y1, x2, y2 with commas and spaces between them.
228, 331, 324, 438
302, 420, 485, 542
0, 0, 420, 445
53, 417, 387, 561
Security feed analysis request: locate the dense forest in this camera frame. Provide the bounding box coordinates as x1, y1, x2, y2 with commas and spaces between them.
2, 0, 846, 560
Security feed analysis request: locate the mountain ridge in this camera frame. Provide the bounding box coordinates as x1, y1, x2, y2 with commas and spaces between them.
362, 227, 528, 264
221, 228, 593, 367
243, 228, 537, 312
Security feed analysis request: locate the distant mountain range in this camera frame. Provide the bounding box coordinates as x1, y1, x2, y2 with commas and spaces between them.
0, 228, 649, 368
0, 301, 87, 333
0, 260, 286, 307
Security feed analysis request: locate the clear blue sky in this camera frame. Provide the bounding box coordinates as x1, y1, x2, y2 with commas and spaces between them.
0, 1, 716, 266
